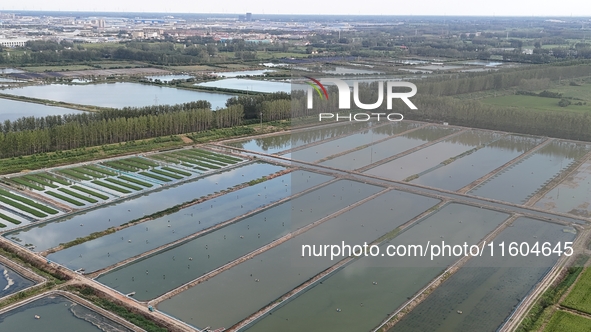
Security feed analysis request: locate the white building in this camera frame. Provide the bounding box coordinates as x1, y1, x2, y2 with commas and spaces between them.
0, 38, 29, 48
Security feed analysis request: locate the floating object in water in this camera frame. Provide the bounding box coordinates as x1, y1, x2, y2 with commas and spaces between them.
189, 257, 193, 261
336, 308, 341, 312
255, 279, 259, 282
35, 315, 40, 319
80, 224, 83, 226
372, 281, 378, 285
457, 310, 463, 314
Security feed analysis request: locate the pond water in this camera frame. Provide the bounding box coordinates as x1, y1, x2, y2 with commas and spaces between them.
321, 125, 457, 171
0, 263, 35, 298
2, 82, 234, 109
195, 78, 291, 93
49, 171, 334, 273
7, 163, 285, 251
0, 68, 24, 74
224, 122, 378, 155
157, 189, 439, 330
0, 98, 84, 122
243, 203, 509, 332
392, 217, 576, 332
536, 158, 591, 217
365, 130, 501, 181
0, 294, 132, 331
144, 74, 194, 82
469, 140, 591, 204
292, 122, 419, 163
411, 134, 543, 191
96, 179, 382, 301
215, 70, 276, 77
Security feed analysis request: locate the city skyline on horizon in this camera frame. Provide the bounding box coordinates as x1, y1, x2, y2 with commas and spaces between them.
1, 0, 591, 18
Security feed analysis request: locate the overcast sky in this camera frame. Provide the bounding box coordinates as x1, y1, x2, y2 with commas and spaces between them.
1, 0, 590, 17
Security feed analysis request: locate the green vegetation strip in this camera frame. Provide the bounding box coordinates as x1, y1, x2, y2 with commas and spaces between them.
71, 167, 105, 179
178, 150, 229, 165
167, 154, 198, 165
69, 286, 168, 332
58, 169, 92, 181
0, 189, 58, 214
102, 161, 136, 173
0, 137, 186, 176
0, 222, 5, 228
45, 191, 85, 206
58, 188, 98, 203
36, 173, 70, 186
562, 266, 591, 314
61, 228, 116, 249
9, 177, 45, 191
127, 157, 158, 167
23, 175, 58, 188
185, 149, 241, 163
0, 196, 47, 218
517, 255, 587, 332
138, 172, 171, 182
105, 178, 142, 191
70, 185, 109, 200
91, 180, 131, 194
118, 176, 152, 188
161, 166, 192, 177
0, 212, 20, 225
542, 310, 591, 332
150, 169, 183, 179
83, 165, 117, 176
193, 165, 208, 171
116, 159, 150, 170
147, 154, 172, 163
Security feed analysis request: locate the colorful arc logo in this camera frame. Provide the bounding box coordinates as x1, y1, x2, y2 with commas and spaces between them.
305, 77, 329, 100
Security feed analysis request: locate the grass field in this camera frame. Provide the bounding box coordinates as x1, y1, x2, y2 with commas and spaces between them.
563, 268, 591, 313
481, 95, 591, 113
543, 311, 591, 332
21, 65, 96, 72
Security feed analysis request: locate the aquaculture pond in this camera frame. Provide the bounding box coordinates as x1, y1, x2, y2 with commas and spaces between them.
224, 121, 378, 154
320, 125, 457, 171
469, 140, 591, 204
392, 217, 576, 332
2, 82, 234, 109
96, 179, 384, 301
411, 134, 543, 191
0, 263, 35, 298
365, 130, 501, 181
144, 74, 193, 82
49, 171, 335, 273
0, 98, 84, 122
7, 162, 285, 251
157, 190, 441, 330
214, 70, 276, 77
244, 203, 509, 332
291, 122, 419, 163
196, 78, 291, 93
0, 294, 133, 331
535, 158, 591, 217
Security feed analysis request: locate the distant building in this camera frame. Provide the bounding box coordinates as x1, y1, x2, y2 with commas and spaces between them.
246, 13, 252, 21
0, 38, 29, 47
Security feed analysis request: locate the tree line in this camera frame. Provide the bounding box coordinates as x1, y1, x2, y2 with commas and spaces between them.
0, 103, 243, 158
